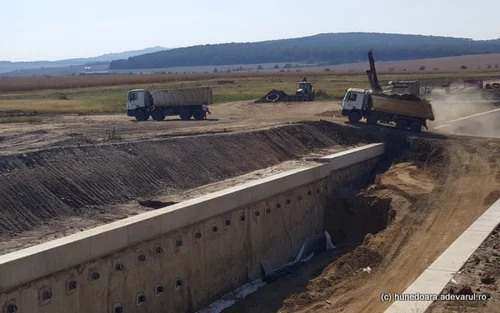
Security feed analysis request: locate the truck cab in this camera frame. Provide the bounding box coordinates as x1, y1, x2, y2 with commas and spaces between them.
341, 88, 371, 116
126, 89, 152, 118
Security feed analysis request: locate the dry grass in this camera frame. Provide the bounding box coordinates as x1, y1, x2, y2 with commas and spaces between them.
0, 72, 332, 92
2, 69, 500, 93
0, 70, 498, 116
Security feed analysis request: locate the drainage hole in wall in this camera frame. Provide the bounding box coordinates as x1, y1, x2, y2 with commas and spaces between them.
240, 215, 246, 221
212, 226, 218, 232
136, 293, 146, 305
155, 284, 165, 296
195, 232, 202, 239
255, 210, 260, 217
42, 290, 52, 300
67, 280, 77, 291
114, 304, 123, 313
266, 208, 271, 214
225, 220, 231, 226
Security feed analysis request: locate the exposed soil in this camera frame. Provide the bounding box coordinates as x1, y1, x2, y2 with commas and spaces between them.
0, 100, 345, 156
0, 121, 375, 254
221, 134, 500, 313
426, 224, 500, 313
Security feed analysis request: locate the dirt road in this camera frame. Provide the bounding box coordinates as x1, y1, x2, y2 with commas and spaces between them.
1, 95, 498, 156
0, 100, 344, 155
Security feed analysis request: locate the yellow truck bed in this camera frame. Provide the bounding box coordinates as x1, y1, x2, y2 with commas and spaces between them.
371, 94, 435, 121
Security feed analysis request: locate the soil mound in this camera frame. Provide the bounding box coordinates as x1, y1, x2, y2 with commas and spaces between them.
255, 90, 290, 103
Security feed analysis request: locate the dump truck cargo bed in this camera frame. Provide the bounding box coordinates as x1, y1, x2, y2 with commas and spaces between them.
151, 87, 212, 106
371, 94, 435, 121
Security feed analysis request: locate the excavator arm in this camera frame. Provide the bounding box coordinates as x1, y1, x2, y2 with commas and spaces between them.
367, 49, 382, 92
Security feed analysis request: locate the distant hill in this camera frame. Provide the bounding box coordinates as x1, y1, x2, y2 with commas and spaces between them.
0, 46, 170, 73
109, 33, 500, 70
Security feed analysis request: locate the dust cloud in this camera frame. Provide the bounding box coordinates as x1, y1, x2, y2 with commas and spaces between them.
429, 90, 496, 122
428, 89, 500, 138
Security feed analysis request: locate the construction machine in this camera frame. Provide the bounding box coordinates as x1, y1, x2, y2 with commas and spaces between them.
295, 78, 315, 101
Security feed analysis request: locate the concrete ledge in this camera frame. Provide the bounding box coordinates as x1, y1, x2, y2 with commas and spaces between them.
0, 143, 385, 292
384, 197, 500, 313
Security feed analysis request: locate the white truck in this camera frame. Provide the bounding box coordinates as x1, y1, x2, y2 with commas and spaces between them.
126, 87, 212, 121
340, 88, 435, 133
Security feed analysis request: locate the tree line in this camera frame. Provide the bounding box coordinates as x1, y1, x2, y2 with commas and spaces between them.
109, 33, 500, 70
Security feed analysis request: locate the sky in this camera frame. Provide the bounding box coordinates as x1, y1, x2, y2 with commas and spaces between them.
2, 0, 500, 62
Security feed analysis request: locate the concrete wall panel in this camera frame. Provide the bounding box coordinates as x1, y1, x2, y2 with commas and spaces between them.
0, 144, 385, 313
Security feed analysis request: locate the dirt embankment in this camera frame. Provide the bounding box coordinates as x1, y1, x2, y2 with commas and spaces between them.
223, 134, 500, 313
0, 121, 375, 254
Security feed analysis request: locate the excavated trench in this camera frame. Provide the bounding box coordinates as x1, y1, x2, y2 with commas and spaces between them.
219, 134, 451, 313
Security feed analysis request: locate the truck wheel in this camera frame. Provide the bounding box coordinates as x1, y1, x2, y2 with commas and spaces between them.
179, 109, 192, 120
410, 122, 422, 133
135, 109, 148, 122
348, 111, 361, 123
193, 109, 204, 120
395, 119, 408, 130
366, 114, 378, 125
151, 109, 164, 121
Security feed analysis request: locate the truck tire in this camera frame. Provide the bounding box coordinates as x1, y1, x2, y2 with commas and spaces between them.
348, 111, 361, 123
179, 109, 192, 120
366, 113, 378, 125
193, 109, 204, 120
135, 109, 148, 122
151, 109, 164, 121
410, 122, 422, 133
395, 119, 408, 130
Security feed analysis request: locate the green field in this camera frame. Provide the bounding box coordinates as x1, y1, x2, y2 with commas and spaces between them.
0, 72, 498, 118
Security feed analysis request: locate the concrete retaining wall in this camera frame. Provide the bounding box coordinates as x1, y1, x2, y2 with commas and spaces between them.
0, 143, 385, 313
